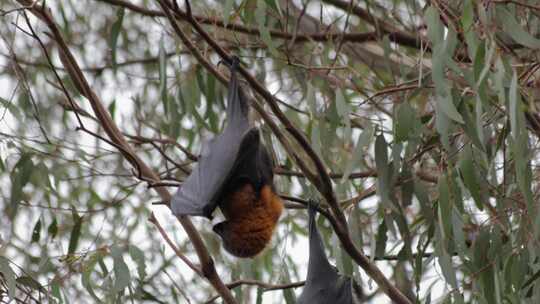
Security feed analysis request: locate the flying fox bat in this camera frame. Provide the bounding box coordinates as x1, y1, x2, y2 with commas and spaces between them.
297, 203, 361, 303
171, 57, 283, 257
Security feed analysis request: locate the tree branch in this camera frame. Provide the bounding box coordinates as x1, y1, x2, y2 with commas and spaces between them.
94, 0, 427, 48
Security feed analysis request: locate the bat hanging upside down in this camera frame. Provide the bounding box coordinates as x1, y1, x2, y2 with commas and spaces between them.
171, 57, 283, 258
212, 128, 284, 257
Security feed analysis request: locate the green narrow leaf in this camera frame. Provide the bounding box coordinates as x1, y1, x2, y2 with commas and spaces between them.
461, 0, 474, 31
438, 250, 459, 295
338, 241, 354, 276
375, 218, 388, 258
109, 8, 125, 70
51, 281, 64, 304
206, 72, 216, 110
281, 261, 296, 304
159, 38, 169, 116
16, 153, 33, 185
341, 123, 373, 182
223, 0, 235, 26
82, 251, 104, 302
425, 6, 443, 45
375, 135, 393, 209
68, 212, 83, 255
264, 0, 282, 16
414, 180, 433, 223
129, 245, 147, 281
9, 153, 34, 219
336, 89, 350, 124
31, 218, 42, 243
395, 102, 417, 142
509, 71, 520, 139
0, 257, 17, 299
400, 165, 414, 207
310, 120, 323, 160
451, 209, 467, 258
306, 83, 317, 117
256, 0, 279, 57
108, 99, 116, 120
168, 92, 180, 139
437, 174, 453, 240
256, 287, 263, 304
434, 95, 451, 151
48, 217, 58, 239
111, 246, 131, 292
498, 8, 540, 49
8, 174, 23, 220
437, 88, 464, 125
459, 146, 483, 210
428, 7, 464, 126
16, 276, 42, 290
0, 96, 23, 120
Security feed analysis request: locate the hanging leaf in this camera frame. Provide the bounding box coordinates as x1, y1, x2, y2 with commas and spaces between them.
0, 257, 17, 299
341, 123, 373, 182
437, 174, 453, 240
68, 212, 83, 255
395, 102, 417, 142
0, 96, 22, 120
109, 8, 125, 70
111, 245, 131, 293
425, 7, 443, 45
159, 38, 169, 116
82, 251, 104, 302
16, 276, 42, 290
498, 8, 540, 49
48, 217, 58, 239
459, 146, 483, 210
31, 218, 42, 243
375, 135, 394, 209
8, 153, 34, 220
223, 0, 235, 26
256, 0, 280, 57
129, 245, 147, 281
375, 218, 388, 258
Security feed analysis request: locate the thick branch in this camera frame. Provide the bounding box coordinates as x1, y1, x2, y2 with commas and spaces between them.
94, 0, 426, 48
322, 0, 426, 49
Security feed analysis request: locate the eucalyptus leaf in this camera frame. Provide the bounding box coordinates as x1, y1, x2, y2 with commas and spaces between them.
68, 213, 83, 255
498, 8, 540, 49
109, 8, 125, 70
0, 257, 17, 299
111, 246, 131, 293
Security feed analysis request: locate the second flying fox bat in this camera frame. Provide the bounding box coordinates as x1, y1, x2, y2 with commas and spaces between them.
297, 203, 360, 303
171, 57, 283, 258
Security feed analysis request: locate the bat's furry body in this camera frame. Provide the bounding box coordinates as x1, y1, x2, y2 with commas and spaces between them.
212, 128, 283, 258
214, 184, 283, 257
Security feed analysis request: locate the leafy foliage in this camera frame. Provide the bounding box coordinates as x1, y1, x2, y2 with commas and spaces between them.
1, 0, 540, 303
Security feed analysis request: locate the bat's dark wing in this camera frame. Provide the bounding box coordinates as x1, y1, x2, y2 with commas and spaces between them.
212, 127, 274, 201
171, 57, 250, 218
297, 203, 357, 304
